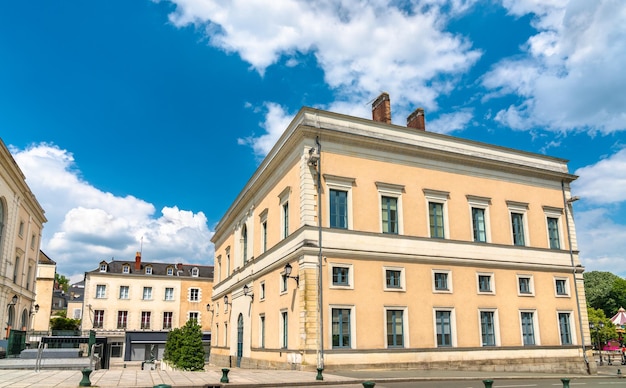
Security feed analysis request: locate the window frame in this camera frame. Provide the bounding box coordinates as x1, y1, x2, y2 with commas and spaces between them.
554, 277, 570, 297
259, 314, 266, 348
507, 201, 529, 246
384, 307, 408, 348
122, 265, 130, 274
163, 311, 173, 330
432, 270, 452, 293
142, 286, 152, 301
119, 285, 129, 300
141, 311, 151, 330
383, 266, 405, 292
517, 274, 534, 296
93, 310, 104, 329
189, 288, 200, 302
377, 182, 404, 235
145, 266, 152, 275
544, 206, 564, 250
329, 263, 354, 289
477, 272, 495, 295
433, 308, 456, 347
520, 310, 540, 346
279, 186, 291, 239
324, 175, 355, 230
424, 189, 450, 239
117, 311, 128, 329
280, 310, 288, 349
330, 305, 356, 349
259, 208, 268, 254
164, 287, 174, 301
478, 309, 499, 347
557, 311, 575, 345
467, 195, 491, 243
260, 281, 266, 301
96, 284, 107, 299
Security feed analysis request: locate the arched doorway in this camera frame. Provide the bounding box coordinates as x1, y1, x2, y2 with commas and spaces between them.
237, 313, 243, 367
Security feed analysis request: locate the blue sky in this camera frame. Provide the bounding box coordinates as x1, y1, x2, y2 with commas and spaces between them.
2, 0, 625, 282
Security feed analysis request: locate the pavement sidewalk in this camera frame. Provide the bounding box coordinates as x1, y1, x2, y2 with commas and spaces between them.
0, 360, 622, 388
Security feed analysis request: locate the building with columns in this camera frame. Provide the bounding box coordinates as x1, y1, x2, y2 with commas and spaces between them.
0, 138, 46, 341
209, 93, 591, 374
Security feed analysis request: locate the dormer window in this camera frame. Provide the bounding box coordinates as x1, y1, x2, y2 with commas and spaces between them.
145, 266, 153, 275
166, 267, 174, 276
191, 267, 199, 277
99, 263, 107, 272
122, 265, 130, 274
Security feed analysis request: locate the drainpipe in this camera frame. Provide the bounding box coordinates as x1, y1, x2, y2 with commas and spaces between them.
561, 180, 589, 374
315, 136, 324, 378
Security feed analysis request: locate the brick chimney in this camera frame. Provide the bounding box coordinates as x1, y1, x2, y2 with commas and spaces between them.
372, 92, 391, 124
407, 108, 426, 131
135, 252, 141, 271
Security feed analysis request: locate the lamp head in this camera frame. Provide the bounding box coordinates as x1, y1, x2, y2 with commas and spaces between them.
10, 295, 18, 305
284, 263, 293, 277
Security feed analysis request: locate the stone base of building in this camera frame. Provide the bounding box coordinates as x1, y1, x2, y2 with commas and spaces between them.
210, 353, 591, 375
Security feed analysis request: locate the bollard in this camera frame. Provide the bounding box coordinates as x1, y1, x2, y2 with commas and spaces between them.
561, 378, 570, 388
619, 369, 623, 377
482, 379, 493, 388
79, 368, 92, 387
153, 385, 172, 388
220, 368, 230, 383
316, 367, 324, 381
362, 381, 376, 388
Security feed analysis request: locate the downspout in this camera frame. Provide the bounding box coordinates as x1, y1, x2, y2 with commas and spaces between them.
561, 180, 589, 373
315, 136, 324, 378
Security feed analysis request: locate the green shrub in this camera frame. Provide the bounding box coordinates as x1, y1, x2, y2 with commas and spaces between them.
164, 319, 205, 371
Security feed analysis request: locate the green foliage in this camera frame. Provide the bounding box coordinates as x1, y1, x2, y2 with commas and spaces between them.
584, 271, 626, 317
164, 319, 205, 371
50, 316, 81, 331
55, 273, 70, 293
587, 307, 618, 348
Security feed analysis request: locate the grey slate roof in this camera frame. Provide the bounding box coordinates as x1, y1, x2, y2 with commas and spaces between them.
88, 259, 214, 279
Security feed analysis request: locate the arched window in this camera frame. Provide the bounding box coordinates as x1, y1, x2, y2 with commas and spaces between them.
7, 305, 15, 327
20, 309, 28, 330
0, 199, 5, 254
241, 224, 248, 265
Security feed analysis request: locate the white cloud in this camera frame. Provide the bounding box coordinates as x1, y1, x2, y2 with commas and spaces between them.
11, 143, 213, 283
164, 0, 482, 155
575, 208, 626, 277
485, 0, 626, 134
237, 102, 294, 158
426, 109, 473, 134
572, 148, 626, 205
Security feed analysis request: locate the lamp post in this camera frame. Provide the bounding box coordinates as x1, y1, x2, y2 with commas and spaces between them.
591, 322, 605, 365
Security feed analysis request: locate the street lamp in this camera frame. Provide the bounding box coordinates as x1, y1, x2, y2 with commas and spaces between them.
283, 263, 300, 287
243, 284, 254, 301
591, 322, 605, 365
8, 295, 18, 306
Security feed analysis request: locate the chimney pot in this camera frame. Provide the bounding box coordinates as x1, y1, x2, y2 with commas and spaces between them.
372, 92, 391, 124
135, 252, 141, 271
407, 108, 426, 131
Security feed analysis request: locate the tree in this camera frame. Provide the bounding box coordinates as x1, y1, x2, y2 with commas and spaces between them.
164, 319, 205, 371
55, 273, 69, 293
50, 316, 81, 331
584, 271, 626, 317
587, 307, 617, 349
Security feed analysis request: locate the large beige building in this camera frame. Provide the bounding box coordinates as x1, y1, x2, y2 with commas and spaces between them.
32, 251, 56, 332
0, 138, 46, 340
83, 253, 213, 362
210, 94, 591, 374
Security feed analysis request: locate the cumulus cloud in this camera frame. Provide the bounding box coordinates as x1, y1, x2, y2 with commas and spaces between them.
11, 143, 213, 282
572, 148, 626, 205
426, 109, 473, 134
237, 102, 294, 158
484, 0, 626, 134
164, 0, 482, 155
575, 208, 626, 277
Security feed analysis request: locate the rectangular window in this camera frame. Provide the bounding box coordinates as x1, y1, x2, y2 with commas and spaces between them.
73, 309, 82, 319
96, 285, 106, 299
163, 312, 173, 330
330, 189, 348, 229
434, 272, 449, 291
518, 276, 532, 294
548, 217, 560, 249
332, 308, 351, 348
281, 311, 288, 349
94, 310, 104, 329
122, 266, 129, 274
119, 286, 129, 299
381, 196, 398, 234
386, 310, 404, 348
386, 270, 401, 289
282, 202, 289, 238
111, 342, 123, 358
511, 212, 526, 246
478, 275, 492, 293
260, 282, 266, 300
435, 310, 452, 347
141, 311, 151, 329
19, 221, 25, 237
472, 207, 487, 242
429, 202, 445, 238
259, 315, 265, 348
280, 274, 288, 293
189, 312, 199, 322
521, 312, 535, 345
117, 311, 128, 329
332, 266, 350, 286
142, 287, 152, 300
190, 288, 200, 301
262, 221, 267, 253
480, 311, 495, 346
164, 287, 174, 301
558, 313, 572, 345
555, 279, 568, 296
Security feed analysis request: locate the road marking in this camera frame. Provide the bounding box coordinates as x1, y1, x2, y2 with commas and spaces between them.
493, 384, 537, 387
